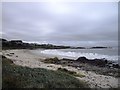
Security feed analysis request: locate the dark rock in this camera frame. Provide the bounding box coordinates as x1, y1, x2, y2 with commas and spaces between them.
10, 53, 14, 55
2, 55, 6, 58
6, 54, 12, 56
58, 68, 68, 72
10, 40, 22, 44
91, 59, 107, 67
62, 58, 74, 61
0, 38, 7, 42
76, 57, 109, 67
55, 62, 61, 64
76, 57, 88, 62
112, 64, 120, 68
90, 46, 108, 49
105, 60, 108, 64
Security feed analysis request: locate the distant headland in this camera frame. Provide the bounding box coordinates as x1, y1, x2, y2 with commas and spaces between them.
0, 38, 111, 49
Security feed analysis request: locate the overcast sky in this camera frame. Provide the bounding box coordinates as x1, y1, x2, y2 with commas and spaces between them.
2, 2, 118, 47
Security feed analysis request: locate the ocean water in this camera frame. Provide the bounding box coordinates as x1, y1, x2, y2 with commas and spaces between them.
31, 48, 119, 63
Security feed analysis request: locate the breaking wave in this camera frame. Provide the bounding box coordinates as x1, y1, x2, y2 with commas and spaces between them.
41, 49, 118, 62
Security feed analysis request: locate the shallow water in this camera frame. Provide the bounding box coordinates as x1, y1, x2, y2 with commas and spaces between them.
30, 47, 119, 63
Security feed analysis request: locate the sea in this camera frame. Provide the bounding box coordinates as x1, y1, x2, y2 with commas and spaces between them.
31, 47, 119, 64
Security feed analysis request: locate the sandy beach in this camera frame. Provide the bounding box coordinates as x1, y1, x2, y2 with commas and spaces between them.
2, 49, 119, 88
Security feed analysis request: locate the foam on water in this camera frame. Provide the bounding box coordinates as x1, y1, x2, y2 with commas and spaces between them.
40, 49, 118, 62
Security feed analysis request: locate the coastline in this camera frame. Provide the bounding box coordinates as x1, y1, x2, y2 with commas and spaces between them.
2, 49, 119, 88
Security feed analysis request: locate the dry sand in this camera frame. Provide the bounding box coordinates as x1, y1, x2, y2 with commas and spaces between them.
2, 49, 119, 88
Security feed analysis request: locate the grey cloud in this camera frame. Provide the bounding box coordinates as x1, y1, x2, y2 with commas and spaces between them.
2, 2, 118, 46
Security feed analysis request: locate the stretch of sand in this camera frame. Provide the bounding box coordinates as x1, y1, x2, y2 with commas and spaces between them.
2, 49, 119, 88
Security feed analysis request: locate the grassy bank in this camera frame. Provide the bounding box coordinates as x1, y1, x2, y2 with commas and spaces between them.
2, 55, 89, 88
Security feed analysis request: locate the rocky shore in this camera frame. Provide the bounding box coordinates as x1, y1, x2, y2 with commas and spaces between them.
2, 49, 119, 88
43, 57, 120, 77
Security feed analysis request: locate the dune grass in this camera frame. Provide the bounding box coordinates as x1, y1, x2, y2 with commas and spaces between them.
43, 57, 59, 64
57, 68, 85, 78
2, 55, 89, 88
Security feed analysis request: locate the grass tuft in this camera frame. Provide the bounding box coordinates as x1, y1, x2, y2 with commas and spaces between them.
57, 68, 85, 78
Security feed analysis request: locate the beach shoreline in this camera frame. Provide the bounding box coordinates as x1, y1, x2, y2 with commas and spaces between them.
2, 49, 119, 88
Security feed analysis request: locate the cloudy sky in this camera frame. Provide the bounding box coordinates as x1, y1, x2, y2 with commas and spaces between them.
2, 2, 118, 47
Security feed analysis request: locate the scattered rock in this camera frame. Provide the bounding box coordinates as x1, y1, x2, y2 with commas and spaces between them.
6, 54, 12, 56
10, 53, 14, 55
2, 55, 6, 58
113, 64, 120, 68
47, 65, 52, 67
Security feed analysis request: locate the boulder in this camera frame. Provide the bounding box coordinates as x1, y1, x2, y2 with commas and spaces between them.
76, 57, 88, 62
112, 64, 120, 68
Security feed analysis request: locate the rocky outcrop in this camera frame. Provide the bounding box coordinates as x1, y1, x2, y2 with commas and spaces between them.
76, 57, 108, 67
